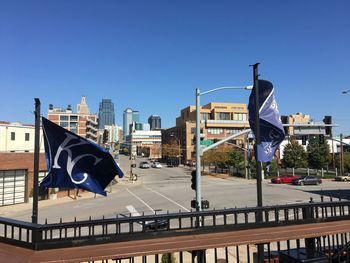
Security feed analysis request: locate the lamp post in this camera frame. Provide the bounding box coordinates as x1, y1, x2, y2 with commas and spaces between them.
170, 134, 181, 166
195, 85, 252, 211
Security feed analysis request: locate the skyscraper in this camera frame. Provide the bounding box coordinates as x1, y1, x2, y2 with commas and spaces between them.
123, 108, 139, 140
98, 98, 115, 129
148, 115, 161, 130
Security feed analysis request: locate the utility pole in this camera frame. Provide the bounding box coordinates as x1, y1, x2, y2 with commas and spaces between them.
340, 133, 344, 177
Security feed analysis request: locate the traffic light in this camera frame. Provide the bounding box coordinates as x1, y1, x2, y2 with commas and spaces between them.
191, 170, 197, 190
323, 116, 332, 136
319, 134, 325, 145
302, 135, 307, 145
102, 130, 109, 143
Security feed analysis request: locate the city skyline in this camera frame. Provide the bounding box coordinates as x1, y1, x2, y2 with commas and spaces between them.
1, 1, 349, 134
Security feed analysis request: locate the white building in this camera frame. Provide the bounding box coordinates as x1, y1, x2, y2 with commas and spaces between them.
0, 121, 44, 153
126, 130, 162, 158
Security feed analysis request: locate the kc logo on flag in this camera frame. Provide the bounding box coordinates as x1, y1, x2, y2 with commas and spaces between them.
248, 80, 285, 162
41, 117, 124, 196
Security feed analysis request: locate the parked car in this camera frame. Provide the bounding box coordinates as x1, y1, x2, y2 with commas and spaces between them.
151, 162, 162, 168
292, 176, 322, 186
271, 175, 300, 184
139, 161, 150, 169
335, 173, 350, 181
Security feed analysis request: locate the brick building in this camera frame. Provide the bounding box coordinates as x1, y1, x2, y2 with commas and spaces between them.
163, 102, 249, 163
48, 96, 98, 142
0, 153, 48, 206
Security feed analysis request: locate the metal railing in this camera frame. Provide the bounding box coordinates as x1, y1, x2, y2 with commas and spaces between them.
1, 196, 350, 252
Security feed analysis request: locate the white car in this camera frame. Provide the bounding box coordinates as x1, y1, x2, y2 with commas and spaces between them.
139, 161, 150, 169
151, 162, 162, 168
335, 173, 350, 181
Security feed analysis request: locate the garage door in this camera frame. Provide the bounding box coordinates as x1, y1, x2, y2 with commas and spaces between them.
0, 170, 26, 206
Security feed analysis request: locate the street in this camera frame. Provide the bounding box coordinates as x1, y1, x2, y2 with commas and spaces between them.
1, 155, 350, 224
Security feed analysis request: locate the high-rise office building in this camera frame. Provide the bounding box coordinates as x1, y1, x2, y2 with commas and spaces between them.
148, 115, 161, 130
98, 99, 115, 129
123, 108, 139, 140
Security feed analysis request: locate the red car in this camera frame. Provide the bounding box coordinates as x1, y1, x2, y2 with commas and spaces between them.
271, 175, 300, 184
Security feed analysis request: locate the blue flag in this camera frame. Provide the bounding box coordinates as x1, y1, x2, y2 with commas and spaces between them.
41, 117, 124, 196
248, 80, 285, 162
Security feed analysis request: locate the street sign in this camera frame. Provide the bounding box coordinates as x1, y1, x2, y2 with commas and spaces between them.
200, 139, 213, 146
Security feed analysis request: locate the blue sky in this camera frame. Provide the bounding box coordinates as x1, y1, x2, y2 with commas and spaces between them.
1, 0, 349, 135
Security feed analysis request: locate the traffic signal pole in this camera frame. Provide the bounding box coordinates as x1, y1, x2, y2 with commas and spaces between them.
195, 88, 202, 212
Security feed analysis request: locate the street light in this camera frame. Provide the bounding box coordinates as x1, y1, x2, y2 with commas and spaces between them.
170, 134, 181, 166
195, 85, 253, 211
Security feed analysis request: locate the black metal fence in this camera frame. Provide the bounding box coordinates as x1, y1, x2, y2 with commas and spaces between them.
78, 234, 350, 263
0, 197, 349, 249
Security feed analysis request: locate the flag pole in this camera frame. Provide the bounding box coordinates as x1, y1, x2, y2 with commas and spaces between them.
251, 63, 263, 208
251, 63, 264, 263
32, 98, 41, 224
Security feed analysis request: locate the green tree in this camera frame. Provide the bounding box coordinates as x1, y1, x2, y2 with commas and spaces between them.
161, 253, 176, 263
335, 153, 350, 173
306, 135, 330, 169
202, 144, 232, 173
282, 140, 308, 168
228, 150, 245, 175
122, 147, 129, 155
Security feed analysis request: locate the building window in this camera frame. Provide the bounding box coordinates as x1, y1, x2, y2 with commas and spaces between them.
200, 113, 210, 120
60, 115, 69, 121
216, 112, 230, 120
191, 128, 196, 134
70, 115, 78, 121
60, 122, 69, 128
233, 113, 247, 121
11, 132, 15, 140
25, 133, 30, 141
208, 128, 223, 134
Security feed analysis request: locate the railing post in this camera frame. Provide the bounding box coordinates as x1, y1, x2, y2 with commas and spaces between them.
32, 227, 43, 250
303, 198, 315, 257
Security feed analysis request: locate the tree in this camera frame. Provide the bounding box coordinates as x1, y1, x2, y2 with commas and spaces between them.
161, 253, 176, 263
306, 135, 330, 169
228, 150, 245, 175
282, 140, 308, 168
335, 153, 350, 173
202, 144, 232, 173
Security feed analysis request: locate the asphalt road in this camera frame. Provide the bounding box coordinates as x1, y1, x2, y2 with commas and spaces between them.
1, 155, 350, 224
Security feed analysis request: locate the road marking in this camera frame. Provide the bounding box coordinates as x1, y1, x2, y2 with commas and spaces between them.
126, 205, 141, 216
126, 188, 155, 214
143, 185, 191, 212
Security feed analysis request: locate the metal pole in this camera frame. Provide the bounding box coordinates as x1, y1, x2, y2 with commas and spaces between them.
252, 63, 263, 208
32, 98, 40, 224
332, 135, 335, 170
195, 88, 202, 211
340, 133, 344, 177
252, 63, 264, 263
244, 135, 248, 179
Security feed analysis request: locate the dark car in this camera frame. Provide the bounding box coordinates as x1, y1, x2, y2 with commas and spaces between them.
271, 175, 299, 184
292, 176, 322, 186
